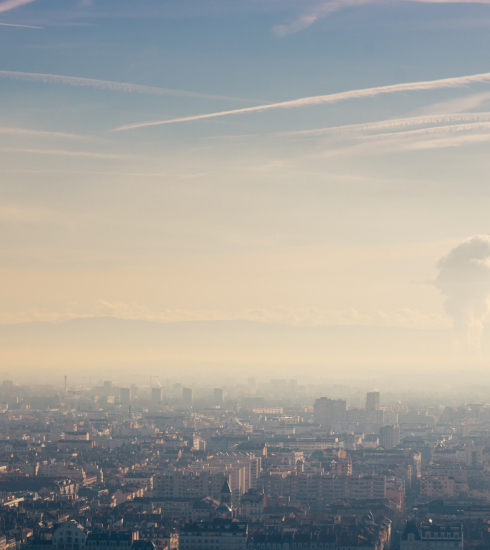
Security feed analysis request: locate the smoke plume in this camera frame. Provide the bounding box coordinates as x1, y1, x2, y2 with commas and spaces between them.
436, 236, 490, 354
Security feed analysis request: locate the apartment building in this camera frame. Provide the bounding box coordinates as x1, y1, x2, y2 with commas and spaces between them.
179, 520, 248, 550
330, 458, 352, 476
419, 474, 468, 499
258, 473, 386, 511
314, 398, 348, 428
153, 471, 228, 500
401, 522, 462, 550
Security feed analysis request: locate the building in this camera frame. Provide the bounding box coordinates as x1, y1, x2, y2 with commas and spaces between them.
366, 392, 380, 411
120, 388, 131, 404
419, 473, 468, 499
401, 522, 462, 550
151, 387, 162, 403
379, 425, 400, 449
183, 388, 193, 408
239, 490, 265, 520
258, 473, 386, 511
216, 479, 233, 516
86, 532, 136, 548
247, 533, 363, 550
313, 397, 347, 428
330, 458, 352, 476
179, 519, 248, 550
153, 471, 229, 500
214, 388, 224, 405
52, 519, 87, 550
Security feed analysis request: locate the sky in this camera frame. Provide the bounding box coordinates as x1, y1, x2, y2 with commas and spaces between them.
3, 0, 490, 372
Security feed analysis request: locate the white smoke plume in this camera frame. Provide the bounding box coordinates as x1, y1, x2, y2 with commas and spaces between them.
436, 236, 490, 355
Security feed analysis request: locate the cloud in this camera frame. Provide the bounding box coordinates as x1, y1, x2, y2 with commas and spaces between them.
435, 236, 490, 355
273, 0, 372, 37
274, 0, 490, 37
0, 70, 253, 102
276, 112, 490, 137
0, 126, 99, 141
0, 22, 42, 28
109, 71, 490, 132
0, 147, 135, 159
0, 0, 35, 14
320, 120, 490, 156
416, 93, 490, 115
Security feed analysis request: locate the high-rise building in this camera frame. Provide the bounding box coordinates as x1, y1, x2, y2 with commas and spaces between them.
366, 391, 380, 411
152, 387, 162, 403
214, 388, 224, 405
120, 387, 131, 404
183, 387, 193, 408
379, 424, 400, 449
313, 397, 347, 427
248, 378, 256, 388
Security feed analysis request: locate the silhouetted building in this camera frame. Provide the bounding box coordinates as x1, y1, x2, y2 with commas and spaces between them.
379, 424, 400, 449
314, 397, 347, 427
120, 387, 131, 404
151, 387, 162, 403
214, 388, 224, 405
183, 387, 193, 408
366, 391, 380, 411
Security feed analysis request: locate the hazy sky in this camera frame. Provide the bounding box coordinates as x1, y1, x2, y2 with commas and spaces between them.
2, 0, 490, 338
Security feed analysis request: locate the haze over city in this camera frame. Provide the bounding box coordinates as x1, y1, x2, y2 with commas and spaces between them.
3, 0, 490, 382
4, 2, 490, 549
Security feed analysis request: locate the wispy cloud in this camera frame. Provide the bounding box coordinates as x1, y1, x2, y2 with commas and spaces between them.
276, 112, 490, 137
0, 70, 253, 102
110, 71, 490, 132
273, 0, 371, 37
415, 92, 490, 115
274, 0, 490, 37
323, 120, 490, 156
0, 0, 35, 14
0, 147, 135, 159
0, 22, 42, 28
365, 121, 490, 141
0, 126, 100, 141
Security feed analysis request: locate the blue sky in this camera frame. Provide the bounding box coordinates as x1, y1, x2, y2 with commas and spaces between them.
2, 0, 490, 351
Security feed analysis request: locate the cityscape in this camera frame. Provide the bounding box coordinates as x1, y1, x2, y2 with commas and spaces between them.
0, 379, 486, 550
3, 1, 490, 550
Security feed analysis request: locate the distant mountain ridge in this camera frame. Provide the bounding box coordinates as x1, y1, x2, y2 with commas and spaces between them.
0, 316, 467, 373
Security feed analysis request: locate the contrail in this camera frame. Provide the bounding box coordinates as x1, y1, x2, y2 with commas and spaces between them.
0, 70, 253, 102
276, 112, 490, 137
321, 121, 490, 157
0, 126, 99, 141
110, 71, 490, 133
0, 0, 35, 14
1, 147, 134, 159
274, 0, 490, 37
363, 121, 490, 141
0, 22, 42, 28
